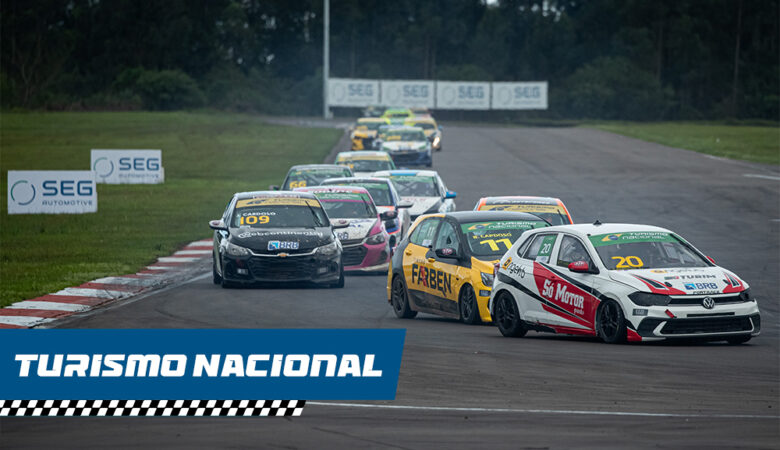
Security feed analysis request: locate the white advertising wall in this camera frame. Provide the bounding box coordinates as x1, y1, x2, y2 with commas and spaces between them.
7, 171, 97, 214
491, 82, 548, 110
379, 80, 435, 108
434, 82, 491, 110
327, 78, 380, 107
91, 149, 164, 184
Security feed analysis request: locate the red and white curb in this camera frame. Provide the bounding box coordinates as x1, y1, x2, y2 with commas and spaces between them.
0, 239, 213, 329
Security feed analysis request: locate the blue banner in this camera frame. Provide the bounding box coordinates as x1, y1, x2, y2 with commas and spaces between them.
0, 329, 405, 400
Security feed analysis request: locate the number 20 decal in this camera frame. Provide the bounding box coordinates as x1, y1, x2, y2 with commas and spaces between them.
611, 255, 644, 269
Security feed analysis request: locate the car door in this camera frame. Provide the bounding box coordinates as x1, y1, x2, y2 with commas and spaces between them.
548, 234, 599, 330
214, 197, 235, 276
402, 217, 441, 312
427, 219, 467, 318
514, 233, 560, 324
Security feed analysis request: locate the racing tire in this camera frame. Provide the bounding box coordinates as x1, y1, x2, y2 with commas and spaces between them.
459, 284, 480, 325
330, 266, 345, 288
212, 258, 222, 285
726, 335, 751, 345
596, 299, 627, 344
494, 291, 526, 337
391, 275, 417, 319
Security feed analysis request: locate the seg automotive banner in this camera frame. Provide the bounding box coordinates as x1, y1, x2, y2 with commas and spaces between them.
328, 79, 380, 107
0, 329, 405, 405
91, 149, 164, 184
380, 80, 435, 108
491, 82, 548, 110
434, 81, 491, 110
7, 170, 97, 214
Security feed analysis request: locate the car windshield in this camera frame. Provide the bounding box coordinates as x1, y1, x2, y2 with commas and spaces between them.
589, 231, 710, 270
481, 203, 570, 225
325, 181, 393, 206
283, 168, 351, 189
339, 159, 394, 172
462, 220, 548, 258
357, 122, 383, 131
389, 176, 438, 197
385, 130, 426, 142
318, 194, 376, 219
408, 122, 435, 130
231, 198, 328, 228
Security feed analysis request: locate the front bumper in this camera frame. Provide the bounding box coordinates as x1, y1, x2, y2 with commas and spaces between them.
221, 251, 341, 284
388, 150, 432, 166
342, 239, 390, 272
629, 301, 761, 340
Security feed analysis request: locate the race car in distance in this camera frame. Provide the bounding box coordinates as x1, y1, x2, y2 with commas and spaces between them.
373, 170, 456, 221
271, 164, 353, 190
362, 105, 386, 118
474, 196, 573, 225
295, 186, 393, 272
335, 151, 396, 177
378, 126, 432, 167
404, 116, 442, 151
321, 177, 412, 246
350, 117, 389, 150
381, 108, 414, 124
489, 223, 761, 344
387, 211, 551, 323
410, 107, 431, 117
209, 191, 349, 288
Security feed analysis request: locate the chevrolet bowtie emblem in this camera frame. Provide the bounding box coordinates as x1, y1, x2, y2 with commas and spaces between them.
278, 252, 289, 258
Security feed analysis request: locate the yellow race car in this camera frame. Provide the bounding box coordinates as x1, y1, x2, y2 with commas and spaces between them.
351, 117, 389, 150
404, 116, 442, 151
386, 211, 549, 324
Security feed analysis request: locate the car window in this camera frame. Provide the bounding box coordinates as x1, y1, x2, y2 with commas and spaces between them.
557, 235, 593, 267
434, 221, 460, 252
409, 218, 440, 248
521, 234, 558, 263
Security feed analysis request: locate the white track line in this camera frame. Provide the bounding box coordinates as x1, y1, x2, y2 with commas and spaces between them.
743, 173, 780, 181
6, 301, 90, 312
145, 266, 178, 271
306, 402, 779, 420
51, 288, 129, 299
173, 250, 211, 256
0, 316, 56, 327
157, 256, 200, 263
91, 276, 160, 287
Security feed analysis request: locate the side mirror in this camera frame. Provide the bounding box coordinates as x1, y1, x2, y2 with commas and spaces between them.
397, 200, 413, 208
445, 191, 457, 199
209, 219, 227, 231
568, 260, 593, 273
380, 210, 397, 220
332, 219, 350, 229
435, 247, 458, 259
269, 185, 280, 191
706, 255, 715, 264
438, 125, 443, 131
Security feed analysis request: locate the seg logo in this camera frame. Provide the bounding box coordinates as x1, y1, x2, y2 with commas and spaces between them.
7, 171, 97, 214
9, 179, 36, 206
119, 156, 160, 171
458, 86, 484, 99
42, 179, 93, 196
91, 149, 164, 184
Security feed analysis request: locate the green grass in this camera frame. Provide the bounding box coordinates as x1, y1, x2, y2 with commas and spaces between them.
0, 112, 342, 308
588, 121, 779, 165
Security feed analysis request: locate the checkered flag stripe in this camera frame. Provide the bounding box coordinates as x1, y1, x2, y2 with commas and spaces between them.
0, 400, 305, 417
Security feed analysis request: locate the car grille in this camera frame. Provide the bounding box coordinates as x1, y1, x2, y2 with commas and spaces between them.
342, 246, 367, 266
247, 256, 317, 280
660, 316, 753, 335
669, 294, 744, 305
339, 238, 363, 246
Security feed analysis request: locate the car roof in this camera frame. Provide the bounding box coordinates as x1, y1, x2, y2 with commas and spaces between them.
528, 223, 674, 236
357, 117, 387, 123
444, 211, 551, 223
322, 177, 392, 185
386, 126, 424, 132
480, 196, 564, 205
234, 190, 318, 200
373, 169, 438, 177
288, 164, 350, 171
294, 186, 371, 195
336, 151, 391, 159
404, 117, 436, 124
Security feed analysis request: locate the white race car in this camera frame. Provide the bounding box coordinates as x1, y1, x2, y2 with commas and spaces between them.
489, 223, 761, 344
373, 170, 456, 221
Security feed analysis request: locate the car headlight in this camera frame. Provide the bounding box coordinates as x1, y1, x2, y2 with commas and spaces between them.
225, 241, 250, 256
481, 272, 494, 287
366, 232, 386, 245
433, 136, 440, 146
628, 292, 671, 306
739, 288, 754, 302
315, 240, 340, 256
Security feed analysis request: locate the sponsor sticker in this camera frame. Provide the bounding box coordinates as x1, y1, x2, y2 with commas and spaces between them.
589, 231, 678, 247
268, 241, 299, 251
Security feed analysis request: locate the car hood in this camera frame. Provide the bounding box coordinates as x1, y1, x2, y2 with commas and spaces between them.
402, 196, 441, 216
608, 266, 747, 295
382, 141, 428, 151
334, 218, 380, 241
229, 226, 332, 254
352, 171, 376, 178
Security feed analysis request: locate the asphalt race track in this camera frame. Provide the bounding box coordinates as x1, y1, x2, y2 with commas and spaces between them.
2, 125, 778, 449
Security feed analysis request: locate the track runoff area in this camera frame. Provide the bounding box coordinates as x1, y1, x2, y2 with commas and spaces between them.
3, 123, 778, 448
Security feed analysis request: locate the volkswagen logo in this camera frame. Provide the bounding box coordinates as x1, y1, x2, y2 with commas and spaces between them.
702, 297, 715, 309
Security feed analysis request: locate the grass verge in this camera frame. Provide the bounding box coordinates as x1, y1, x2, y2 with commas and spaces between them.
588, 121, 779, 165
0, 112, 342, 308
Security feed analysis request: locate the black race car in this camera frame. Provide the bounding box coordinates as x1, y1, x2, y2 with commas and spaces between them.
209, 191, 349, 288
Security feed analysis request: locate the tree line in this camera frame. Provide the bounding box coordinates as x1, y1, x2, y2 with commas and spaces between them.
2, 0, 777, 120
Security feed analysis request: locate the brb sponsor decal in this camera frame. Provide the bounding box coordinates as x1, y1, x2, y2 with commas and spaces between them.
7, 171, 97, 214
91, 149, 164, 184
491, 82, 548, 110
0, 329, 405, 416
410, 263, 452, 296
380, 80, 434, 108
435, 81, 490, 110
328, 78, 380, 107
